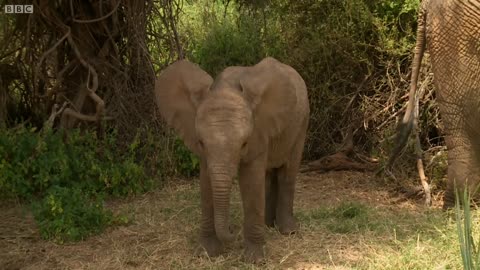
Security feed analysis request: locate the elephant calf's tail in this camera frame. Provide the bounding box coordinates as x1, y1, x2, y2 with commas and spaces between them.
386, 1, 428, 170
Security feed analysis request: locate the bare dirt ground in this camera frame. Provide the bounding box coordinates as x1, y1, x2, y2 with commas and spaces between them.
0, 171, 453, 270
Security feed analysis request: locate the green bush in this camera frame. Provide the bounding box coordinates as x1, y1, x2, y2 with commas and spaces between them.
0, 126, 152, 242
193, 19, 263, 75
174, 0, 423, 165
371, 0, 420, 56
173, 137, 200, 177
0, 128, 151, 199
181, 0, 287, 76
32, 186, 112, 243
179, 0, 421, 160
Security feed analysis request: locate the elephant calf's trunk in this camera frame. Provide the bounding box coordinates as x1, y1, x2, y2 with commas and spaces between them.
215, 223, 235, 243
210, 170, 236, 244
213, 193, 235, 243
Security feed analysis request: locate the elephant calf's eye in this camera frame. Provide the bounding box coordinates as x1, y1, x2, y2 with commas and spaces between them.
198, 140, 204, 148
241, 142, 247, 149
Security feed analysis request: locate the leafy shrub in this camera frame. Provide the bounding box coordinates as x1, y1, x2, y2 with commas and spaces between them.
32, 186, 112, 243
176, 0, 424, 169
371, 0, 420, 56
173, 137, 200, 177
0, 128, 151, 199
0, 126, 153, 242
193, 19, 262, 75
181, 0, 287, 76
180, 0, 422, 161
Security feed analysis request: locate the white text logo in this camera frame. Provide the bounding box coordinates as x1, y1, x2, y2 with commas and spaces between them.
4, 5, 34, 14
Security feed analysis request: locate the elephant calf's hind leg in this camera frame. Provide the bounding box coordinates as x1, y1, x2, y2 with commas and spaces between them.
276, 164, 298, 235
265, 169, 278, 228
275, 129, 306, 235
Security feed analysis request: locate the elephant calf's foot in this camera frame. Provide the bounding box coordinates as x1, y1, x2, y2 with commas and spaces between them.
276, 215, 298, 235
198, 235, 224, 257
244, 241, 265, 264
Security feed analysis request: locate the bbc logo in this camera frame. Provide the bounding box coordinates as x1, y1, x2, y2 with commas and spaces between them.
4, 5, 34, 14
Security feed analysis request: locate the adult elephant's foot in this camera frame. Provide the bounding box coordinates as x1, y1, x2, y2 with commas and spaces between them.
276, 214, 298, 235
442, 200, 455, 210
442, 190, 455, 210
197, 235, 224, 257
244, 240, 265, 264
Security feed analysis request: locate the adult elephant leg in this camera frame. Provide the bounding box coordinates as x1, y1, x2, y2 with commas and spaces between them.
238, 154, 267, 263
198, 159, 224, 256
464, 94, 480, 204
443, 135, 480, 209
441, 101, 480, 208
265, 169, 278, 228
438, 88, 480, 208
276, 128, 306, 234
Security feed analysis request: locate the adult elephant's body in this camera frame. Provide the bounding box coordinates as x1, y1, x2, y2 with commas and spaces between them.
395, 0, 480, 208
154, 57, 309, 262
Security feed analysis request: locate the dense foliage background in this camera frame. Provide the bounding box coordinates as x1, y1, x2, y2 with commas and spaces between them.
1, 0, 446, 242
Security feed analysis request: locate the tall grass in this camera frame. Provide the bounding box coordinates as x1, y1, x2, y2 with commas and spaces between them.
456, 188, 480, 270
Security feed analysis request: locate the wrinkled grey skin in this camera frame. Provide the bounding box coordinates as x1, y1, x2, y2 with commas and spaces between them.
390, 0, 480, 208
154, 57, 309, 262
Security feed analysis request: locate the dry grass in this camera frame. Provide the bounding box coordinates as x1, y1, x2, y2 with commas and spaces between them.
0, 171, 464, 269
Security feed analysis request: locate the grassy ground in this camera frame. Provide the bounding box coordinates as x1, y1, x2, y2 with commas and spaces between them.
0, 171, 466, 269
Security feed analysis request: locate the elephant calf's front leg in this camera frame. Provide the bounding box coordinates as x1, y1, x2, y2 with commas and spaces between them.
239, 159, 267, 263
198, 161, 224, 257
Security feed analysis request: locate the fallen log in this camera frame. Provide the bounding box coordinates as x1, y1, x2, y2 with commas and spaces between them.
300, 151, 378, 173
301, 126, 378, 173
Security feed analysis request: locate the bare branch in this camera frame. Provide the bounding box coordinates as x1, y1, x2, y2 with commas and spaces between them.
70, 0, 121, 24
34, 28, 71, 88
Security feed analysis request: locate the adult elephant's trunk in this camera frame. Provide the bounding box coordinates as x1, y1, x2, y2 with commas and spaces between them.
209, 166, 235, 243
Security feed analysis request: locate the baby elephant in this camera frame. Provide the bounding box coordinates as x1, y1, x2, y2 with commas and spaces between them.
154, 57, 309, 263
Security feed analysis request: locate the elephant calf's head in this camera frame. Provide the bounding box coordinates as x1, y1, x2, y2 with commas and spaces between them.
195, 90, 253, 167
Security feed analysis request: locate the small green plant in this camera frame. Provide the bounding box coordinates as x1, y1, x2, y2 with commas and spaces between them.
327, 202, 371, 234
333, 201, 368, 219
298, 202, 376, 234
428, 149, 448, 189
32, 186, 112, 243
455, 187, 480, 270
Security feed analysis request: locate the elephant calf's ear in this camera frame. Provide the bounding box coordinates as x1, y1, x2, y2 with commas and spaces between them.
154, 60, 213, 153
240, 57, 298, 140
